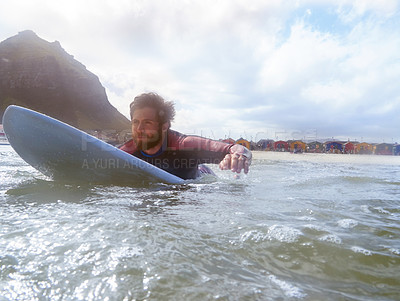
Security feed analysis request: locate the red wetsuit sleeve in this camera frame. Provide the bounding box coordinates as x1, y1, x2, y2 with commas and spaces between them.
119, 130, 234, 161
167, 130, 233, 163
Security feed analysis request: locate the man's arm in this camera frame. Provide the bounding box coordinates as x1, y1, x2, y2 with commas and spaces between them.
121, 131, 252, 174
178, 134, 252, 174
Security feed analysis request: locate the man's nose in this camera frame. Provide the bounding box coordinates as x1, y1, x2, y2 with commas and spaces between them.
136, 122, 145, 131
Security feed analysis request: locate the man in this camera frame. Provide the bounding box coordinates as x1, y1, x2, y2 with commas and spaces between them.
120, 93, 252, 179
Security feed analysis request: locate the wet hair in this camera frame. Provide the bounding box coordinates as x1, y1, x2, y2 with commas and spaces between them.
129, 92, 176, 125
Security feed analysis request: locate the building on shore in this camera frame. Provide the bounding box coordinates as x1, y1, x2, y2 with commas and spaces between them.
394, 145, 400, 156
256, 139, 274, 151
236, 138, 251, 149
344, 142, 356, 154
290, 141, 306, 153
355, 142, 374, 155
325, 141, 343, 154
306, 141, 324, 153
375, 143, 394, 155
274, 140, 289, 152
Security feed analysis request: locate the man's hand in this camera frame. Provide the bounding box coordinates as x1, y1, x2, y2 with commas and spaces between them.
219, 144, 252, 174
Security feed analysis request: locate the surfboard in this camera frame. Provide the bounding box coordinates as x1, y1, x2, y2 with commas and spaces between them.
2, 105, 185, 185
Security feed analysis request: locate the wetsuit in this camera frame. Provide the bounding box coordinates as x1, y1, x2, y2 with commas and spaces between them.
119, 130, 234, 179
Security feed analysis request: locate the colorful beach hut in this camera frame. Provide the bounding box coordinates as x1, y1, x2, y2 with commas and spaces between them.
375, 143, 393, 155
325, 142, 343, 154
344, 142, 355, 154
236, 138, 250, 149
395, 145, 400, 156
290, 141, 306, 153
274, 140, 289, 152
257, 139, 274, 151
307, 141, 324, 153
355, 142, 374, 154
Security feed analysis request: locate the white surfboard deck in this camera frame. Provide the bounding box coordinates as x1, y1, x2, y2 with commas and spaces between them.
2, 105, 185, 185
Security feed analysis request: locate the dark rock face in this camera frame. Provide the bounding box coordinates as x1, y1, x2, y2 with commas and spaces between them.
0, 30, 130, 131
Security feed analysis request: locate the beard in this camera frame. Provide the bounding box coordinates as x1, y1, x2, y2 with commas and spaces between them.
133, 127, 163, 151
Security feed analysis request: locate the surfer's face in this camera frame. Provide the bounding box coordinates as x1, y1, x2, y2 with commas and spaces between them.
131, 107, 167, 151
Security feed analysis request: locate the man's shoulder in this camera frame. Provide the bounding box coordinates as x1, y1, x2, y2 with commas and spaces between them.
167, 129, 186, 139
167, 129, 187, 149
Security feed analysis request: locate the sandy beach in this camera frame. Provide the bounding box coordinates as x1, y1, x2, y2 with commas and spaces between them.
252, 150, 400, 165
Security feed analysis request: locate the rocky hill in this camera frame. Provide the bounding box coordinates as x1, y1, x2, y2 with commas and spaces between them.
0, 30, 130, 132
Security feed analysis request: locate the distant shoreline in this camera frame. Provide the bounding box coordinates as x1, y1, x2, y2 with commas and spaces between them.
252, 151, 400, 165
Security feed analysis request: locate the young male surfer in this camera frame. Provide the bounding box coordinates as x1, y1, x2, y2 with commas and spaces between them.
120, 93, 252, 179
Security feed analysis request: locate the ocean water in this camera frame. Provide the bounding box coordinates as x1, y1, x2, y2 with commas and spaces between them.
1, 145, 399, 300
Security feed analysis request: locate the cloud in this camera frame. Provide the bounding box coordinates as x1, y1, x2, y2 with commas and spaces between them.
336, 0, 399, 22
252, 2, 400, 141
0, 0, 399, 142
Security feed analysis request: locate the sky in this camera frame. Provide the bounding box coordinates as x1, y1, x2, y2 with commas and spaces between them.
0, 0, 399, 143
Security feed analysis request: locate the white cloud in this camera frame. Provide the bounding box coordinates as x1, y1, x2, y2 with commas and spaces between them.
0, 0, 399, 141
258, 21, 345, 92
336, 0, 399, 22
301, 80, 361, 108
